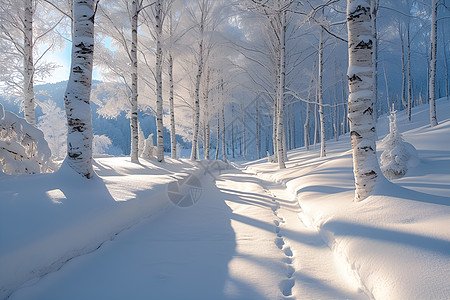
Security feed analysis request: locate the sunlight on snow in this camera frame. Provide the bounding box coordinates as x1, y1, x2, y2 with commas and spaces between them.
45, 189, 67, 204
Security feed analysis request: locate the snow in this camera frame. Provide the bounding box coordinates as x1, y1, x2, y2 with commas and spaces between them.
246, 98, 450, 299
1, 99, 449, 299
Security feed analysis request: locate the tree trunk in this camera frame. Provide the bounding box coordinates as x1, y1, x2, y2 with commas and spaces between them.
169, 54, 176, 159
256, 99, 261, 159
318, 28, 326, 157
130, 0, 139, 163
242, 103, 246, 160
277, 11, 286, 169
429, 0, 438, 126
304, 63, 315, 150
215, 112, 220, 160
155, 0, 164, 162
371, 0, 379, 120
443, 26, 449, 99
191, 22, 204, 160
23, 0, 35, 125
231, 104, 235, 159
347, 0, 380, 201
383, 64, 391, 110
407, 23, 412, 121
63, 0, 97, 179
203, 68, 210, 160
221, 98, 227, 162
400, 24, 407, 110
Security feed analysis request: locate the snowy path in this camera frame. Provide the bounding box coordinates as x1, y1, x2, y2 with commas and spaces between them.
10, 167, 366, 300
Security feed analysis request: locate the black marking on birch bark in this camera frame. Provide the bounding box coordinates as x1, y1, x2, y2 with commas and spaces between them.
355, 40, 373, 50
68, 118, 84, 132
348, 74, 362, 82
350, 131, 362, 140
361, 146, 373, 152
73, 66, 83, 73
68, 151, 81, 159
75, 42, 93, 55
348, 5, 370, 21
363, 106, 373, 115
363, 170, 377, 178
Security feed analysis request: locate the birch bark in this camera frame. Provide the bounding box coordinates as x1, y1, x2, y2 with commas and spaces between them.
276, 10, 286, 169
63, 0, 97, 178
155, 0, 164, 162
318, 28, 326, 157
130, 0, 139, 163
169, 53, 176, 159
429, 0, 438, 126
347, 0, 380, 201
23, 0, 35, 125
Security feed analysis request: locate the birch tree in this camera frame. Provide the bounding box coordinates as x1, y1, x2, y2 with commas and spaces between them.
0, 0, 60, 125
63, 0, 98, 178
429, 0, 438, 126
347, 0, 380, 201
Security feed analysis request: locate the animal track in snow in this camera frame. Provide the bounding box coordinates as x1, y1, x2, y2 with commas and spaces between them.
267, 192, 297, 299
279, 278, 295, 297
275, 237, 285, 249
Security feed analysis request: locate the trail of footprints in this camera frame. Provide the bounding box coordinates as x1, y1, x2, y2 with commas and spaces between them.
265, 189, 296, 299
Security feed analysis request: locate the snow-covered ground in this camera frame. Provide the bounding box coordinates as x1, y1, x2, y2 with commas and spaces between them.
1, 99, 449, 299
245, 98, 450, 299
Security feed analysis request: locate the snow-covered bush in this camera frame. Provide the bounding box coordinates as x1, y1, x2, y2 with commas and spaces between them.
380, 109, 418, 180
141, 133, 157, 159
0, 103, 52, 174
93, 134, 112, 155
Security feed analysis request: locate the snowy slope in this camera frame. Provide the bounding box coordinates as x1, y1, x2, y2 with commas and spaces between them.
0, 157, 216, 299
246, 98, 450, 299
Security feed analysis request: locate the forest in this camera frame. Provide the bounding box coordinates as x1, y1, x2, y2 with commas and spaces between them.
0, 0, 449, 299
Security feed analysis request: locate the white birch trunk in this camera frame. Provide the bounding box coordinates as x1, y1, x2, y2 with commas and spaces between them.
400, 24, 407, 110
203, 69, 210, 160
63, 0, 97, 179
383, 64, 391, 110
130, 0, 139, 163
23, 0, 35, 125
304, 63, 315, 150
407, 24, 412, 121
190, 26, 204, 160
318, 28, 326, 157
347, 0, 380, 201
215, 113, 220, 160
221, 99, 227, 162
272, 95, 278, 159
155, 0, 164, 162
371, 0, 379, 120
276, 10, 286, 169
256, 99, 261, 159
242, 103, 246, 160
429, 0, 438, 126
169, 54, 176, 159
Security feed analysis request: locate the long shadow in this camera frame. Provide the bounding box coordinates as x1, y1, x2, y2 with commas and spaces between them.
322, 220, 450, 256
374, 179, 450, 207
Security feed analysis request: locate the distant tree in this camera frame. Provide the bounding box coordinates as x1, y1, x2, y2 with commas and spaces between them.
37, 100, 67, 159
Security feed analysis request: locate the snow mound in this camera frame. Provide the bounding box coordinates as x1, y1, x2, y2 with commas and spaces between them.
379, 109, 418, 179
0, 103, 52, 175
